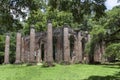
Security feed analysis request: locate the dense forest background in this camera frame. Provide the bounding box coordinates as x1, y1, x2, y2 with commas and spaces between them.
0, 0, 120, 64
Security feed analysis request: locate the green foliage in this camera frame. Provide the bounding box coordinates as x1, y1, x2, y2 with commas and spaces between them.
0, 32, 16, 64
0, 0, 119, 64
86, 17, 106, 63
100, 6, 120, 51
9, 32, 16, 63
45, 7, 74, 28
105, 6, 120, 33
48, 0, 106, 23
22, 23, 30, 35
0, 35, 5, 56
0, 35, 5, 63
25, 7, 74, 34
86, 6, 120, 63
0, 0, 43, 34
91, 25, 106, 42
56, 11, 73, 27
85, 42, 91, 55
27, 9, 47, 32
105, 43, 120, 59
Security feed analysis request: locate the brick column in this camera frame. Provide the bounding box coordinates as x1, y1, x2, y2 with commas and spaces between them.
63, 26, 70, 63
87, 34, 91, 42
72, 31, 82, 63
21, 37, 25, 63
15, 31, 22, 64
72, 36, 78, 63
46, 21, 53, 63
23, 39, 29, 62
36, 48, 42, 63
101, 41, 106, 62
94, 44, 101, 62
30, 25, 35, 63
77, 31, 83, 62
4, 33, 10, 64
85, 34, 91, 63
36, 42, 42, 63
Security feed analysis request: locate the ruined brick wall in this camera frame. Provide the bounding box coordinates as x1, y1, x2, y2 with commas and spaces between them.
4, 23, 106, 64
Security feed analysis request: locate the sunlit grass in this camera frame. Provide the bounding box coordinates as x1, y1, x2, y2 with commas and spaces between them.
0, 64, 120, 80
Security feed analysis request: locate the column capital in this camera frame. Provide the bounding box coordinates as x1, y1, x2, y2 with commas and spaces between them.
74, 28, 80, 32
17, 30, 22, 33
63, 23, 69, 28
6, 33, 10, 36
47, 20, 52, 23
30, 25, 35, 29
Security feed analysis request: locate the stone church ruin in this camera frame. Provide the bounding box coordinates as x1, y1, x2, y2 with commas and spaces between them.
4, 21, 105, 64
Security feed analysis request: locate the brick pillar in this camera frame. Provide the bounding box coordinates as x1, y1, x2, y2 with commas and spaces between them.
101, 41, 106, 62
36, 48, 42, 63
85, 34, 91, 63
63, 26, 70, 63
46, 21, 53, 63
98, 41, 106, 63
21, 37, 25, 63
30, 25, 35, 63
72, 36, 78, 63
94, 44, 101, 62
23, 39, 28, 62
77, 31, 83, 62
4, 33, 10, 64
72, 32, 82, 63
15, 31, 22, 64
36, 42, 42, 63
88, 34, 91, 42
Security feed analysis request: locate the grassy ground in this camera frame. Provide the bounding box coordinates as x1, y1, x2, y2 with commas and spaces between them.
0, 64, 120, 80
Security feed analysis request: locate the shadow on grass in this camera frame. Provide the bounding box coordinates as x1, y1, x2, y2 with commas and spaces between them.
84, 75, 119, 80
84, 63, 120, 80
103, 66, 120, 69
102, 63, 120, 69
90, 62, 120, 69
84, 72, 120, 80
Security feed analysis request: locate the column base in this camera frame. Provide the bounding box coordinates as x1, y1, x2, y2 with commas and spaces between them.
3, 62, 10, 64
15, 60, 21, 64
61, 61, 71, 65
43, 61, 55, 67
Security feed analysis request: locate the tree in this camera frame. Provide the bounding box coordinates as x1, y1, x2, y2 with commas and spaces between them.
0, 0, 43, 63
105, 43, 120, 60
0, 35, 5, 64
104, 6, 120, 44
48, 0, 106, 23
0, 0, 43, 34
86, 5, 120, 63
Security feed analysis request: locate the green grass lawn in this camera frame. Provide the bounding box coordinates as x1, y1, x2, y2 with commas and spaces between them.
0, 64, 120, 80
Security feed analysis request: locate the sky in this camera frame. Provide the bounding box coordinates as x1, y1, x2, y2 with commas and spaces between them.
105, 0, 120, 10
